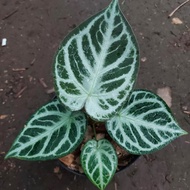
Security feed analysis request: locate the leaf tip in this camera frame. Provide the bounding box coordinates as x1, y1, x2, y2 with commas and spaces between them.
4, 153, 11, 160
4, 149, 16, 160
181, 130, 188, 136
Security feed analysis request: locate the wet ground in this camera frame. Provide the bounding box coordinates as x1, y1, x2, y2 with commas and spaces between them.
0, 0, 190, 189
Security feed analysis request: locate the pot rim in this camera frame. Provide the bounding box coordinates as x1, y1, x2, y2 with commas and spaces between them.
58, 154, 140, 176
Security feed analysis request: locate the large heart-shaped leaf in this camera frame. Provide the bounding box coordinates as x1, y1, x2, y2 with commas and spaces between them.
54, 0, 139, 121
106, 90, 187, 155
5, 99, 86, 160
81, 139, 118, 190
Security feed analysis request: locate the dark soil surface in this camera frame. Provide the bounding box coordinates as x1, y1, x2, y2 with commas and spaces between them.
0, 0, 190, 189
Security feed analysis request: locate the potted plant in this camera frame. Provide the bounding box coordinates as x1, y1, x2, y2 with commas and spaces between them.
5, 0, 187, 189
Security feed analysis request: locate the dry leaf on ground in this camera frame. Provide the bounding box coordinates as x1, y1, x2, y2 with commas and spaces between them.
0, 115, 8, 120
96, 133, 105, 140
157, 87, 172, 107
172, 17, 183, 25
59, 154, 74, 166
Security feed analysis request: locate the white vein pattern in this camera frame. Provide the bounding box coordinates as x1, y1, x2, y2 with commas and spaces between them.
81, 139, 117, 190
106, 90, 187, 154
54, 0, 139, 120
6, 100, 86, 160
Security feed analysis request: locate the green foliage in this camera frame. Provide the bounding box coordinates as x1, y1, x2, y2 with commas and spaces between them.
5, 99, 86, 160
106, 90, 187, 155
81, 139, 117, 190
54, 0, 139, 121
6, 0, 187, 189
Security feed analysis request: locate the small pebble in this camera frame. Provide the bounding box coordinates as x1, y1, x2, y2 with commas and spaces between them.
2, 38, 7, 46
141, 57, 147, 62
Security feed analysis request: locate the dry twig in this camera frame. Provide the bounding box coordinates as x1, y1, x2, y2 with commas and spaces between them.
183, 110, 190, 115
12, 68, 27, 72
30, 58, 36, 66
168, 0, 190, 18
2, 9, 18, 20
46, 87, 55, 94
114, 182, 118, 190
14, 86, 27, 98
39, 78, 48, 88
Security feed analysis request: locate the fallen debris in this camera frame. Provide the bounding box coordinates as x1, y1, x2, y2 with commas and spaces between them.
0, 115, 8, 120
172, 17, 183, 25
165, 174, 172, 184
96, 133, 105, 140
28, 75, 35, 83
46, 87, 55, 94
78, 166, 84, 173
53, 166, 60, 174
183, 110, 190, 115
59, 154, 75, 166
168, 0, 190, 18
30, 58, 36, 66
53, 166, 62, 179
2, 9, 18, 20
157, 87, 172, 107
141, 57, 147, 63
14, 86, 27, 98
182, 105, 190, 115
121, 0, 126, 5
39, 78, 48, 88
12, 68, 27, 72
114, 182, 118, 190
1, 38, 7, 46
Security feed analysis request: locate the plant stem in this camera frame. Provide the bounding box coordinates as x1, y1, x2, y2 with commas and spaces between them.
92, 123, 97, 141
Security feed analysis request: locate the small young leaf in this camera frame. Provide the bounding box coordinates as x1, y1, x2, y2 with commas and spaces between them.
54, 0, 139, 121
106, 90, 187, 155
5, 99, 86, 160
81, 139, 118, 190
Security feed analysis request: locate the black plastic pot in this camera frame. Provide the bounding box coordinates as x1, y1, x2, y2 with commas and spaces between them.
53, 96, 140, 175
58, 154, 139, 176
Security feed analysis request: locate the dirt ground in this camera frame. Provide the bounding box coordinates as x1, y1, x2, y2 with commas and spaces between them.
0, 0, 190, 189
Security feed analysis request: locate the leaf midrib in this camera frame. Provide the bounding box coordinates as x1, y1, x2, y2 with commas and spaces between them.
13, 114, 72, 156
87, 5, 116, 97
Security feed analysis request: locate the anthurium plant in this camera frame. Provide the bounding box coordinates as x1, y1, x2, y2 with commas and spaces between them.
6, 0, 187, 189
